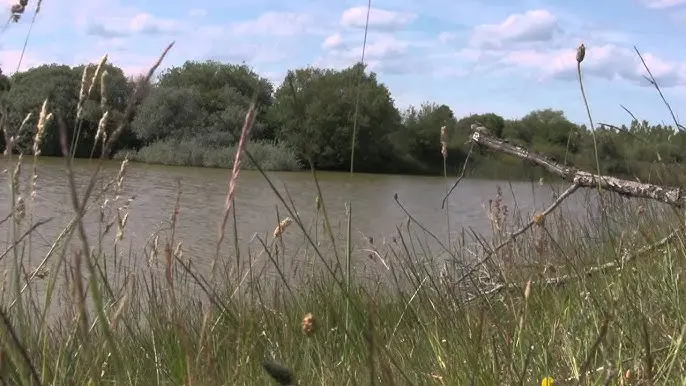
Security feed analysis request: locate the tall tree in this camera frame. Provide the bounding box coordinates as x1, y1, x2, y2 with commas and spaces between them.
269, 63, 402, 172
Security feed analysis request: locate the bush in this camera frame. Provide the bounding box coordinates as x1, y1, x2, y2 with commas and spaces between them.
115, 138, 303, 171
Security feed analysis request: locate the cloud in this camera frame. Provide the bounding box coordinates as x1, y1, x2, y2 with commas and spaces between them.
470, 9, 559, 49
0, 49, 48, 74
641, 0, 686, 9
322, 33, 344, 49
318, 33, 432, 75
340, 6, 416, 29
501, 44, 686, 87
230, 12, 312, 36
189, 8, 207, 18
87, 12, 183, 37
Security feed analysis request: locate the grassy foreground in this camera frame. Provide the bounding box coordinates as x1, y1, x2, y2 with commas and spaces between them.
2, 148, 686, 385
1, 50, 686, 386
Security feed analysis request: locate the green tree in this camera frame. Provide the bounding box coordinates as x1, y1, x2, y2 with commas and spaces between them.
399, 102, 457, 169
131, 86, 206, 143
3, 63, 131, 157
269, 63, 402, 172
157, 60, 275, 140
73, 63, 134, 157
4, 64, 79, 156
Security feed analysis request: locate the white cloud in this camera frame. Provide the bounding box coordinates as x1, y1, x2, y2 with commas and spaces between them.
470, 9, 559, 49
231, 12, 312, 36
87, 12, 183, 37
642, 0, 686, 8
0, 50, 48, 74
340, 6, 416, 29
322, 33, 344, 49
501, 44, 686, 87
318, 33, 432, 75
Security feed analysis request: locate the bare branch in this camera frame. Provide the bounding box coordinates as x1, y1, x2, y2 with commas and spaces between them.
469, 224, 685, 300
455, 182, 580, 285
442, 141, 475, 209
469, 125, 683, 206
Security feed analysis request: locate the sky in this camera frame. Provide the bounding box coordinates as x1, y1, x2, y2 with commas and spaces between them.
0, 0, 686, 126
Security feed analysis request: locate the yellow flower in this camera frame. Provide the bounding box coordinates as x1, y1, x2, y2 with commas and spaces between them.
541, 377, 555, 386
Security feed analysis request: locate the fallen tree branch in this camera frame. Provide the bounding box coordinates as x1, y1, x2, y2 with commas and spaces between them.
455, 183, 580, 285
468, 124, 683, 206
446, 124, 686, 301
469, 223, 685, 300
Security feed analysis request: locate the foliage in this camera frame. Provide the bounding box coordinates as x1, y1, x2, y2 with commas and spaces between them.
117, 138, 302, 171
1, 59, 686, 182
2, 150, 686, 383
269, 63, 402, 172
2, 45, 686, 386
1, 63, 132, 157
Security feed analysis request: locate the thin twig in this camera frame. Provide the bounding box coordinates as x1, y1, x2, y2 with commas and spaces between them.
0, 218, 52, 262
442, 141, 475, 209
634, 46, 685, 132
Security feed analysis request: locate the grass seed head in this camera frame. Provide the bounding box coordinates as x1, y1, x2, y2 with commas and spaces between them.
576, 43, 585, 64
33, 98, 51, 155
274, 217, 293, 238
301, 312, 316, 336
87, 54, 108, 100
100, 70, 109, 110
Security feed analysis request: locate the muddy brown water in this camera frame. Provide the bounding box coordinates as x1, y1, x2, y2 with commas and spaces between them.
0, 156, 644, 315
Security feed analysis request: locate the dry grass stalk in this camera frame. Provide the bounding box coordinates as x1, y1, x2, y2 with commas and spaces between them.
71, 250, 89, 340
440, 125, 447, 159
32, 98, 50, 156
100, 70, 109, 111
76, 65, 91, 121
214, 102, 257, 270
87, 54, 107, 100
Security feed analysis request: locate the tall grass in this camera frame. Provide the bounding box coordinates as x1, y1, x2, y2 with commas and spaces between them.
0, 30, 685, 386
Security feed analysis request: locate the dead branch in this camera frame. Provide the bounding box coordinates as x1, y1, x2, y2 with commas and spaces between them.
453, 124, 686, 300
469, 224, 685, 300
455, 183, 580, 285
469, 124, 683, 206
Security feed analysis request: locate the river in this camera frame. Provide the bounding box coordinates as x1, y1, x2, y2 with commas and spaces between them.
0, 156, 651, 306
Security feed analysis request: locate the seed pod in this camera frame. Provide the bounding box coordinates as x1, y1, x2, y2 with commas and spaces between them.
576, 43, 586, 64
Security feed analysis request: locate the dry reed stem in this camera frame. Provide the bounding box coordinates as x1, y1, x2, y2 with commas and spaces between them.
213, 102, 257, 273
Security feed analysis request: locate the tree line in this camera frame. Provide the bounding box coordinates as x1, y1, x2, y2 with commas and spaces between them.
0, 60, 684, 183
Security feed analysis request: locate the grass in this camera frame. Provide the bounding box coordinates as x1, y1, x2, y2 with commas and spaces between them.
1, 23, 686, 386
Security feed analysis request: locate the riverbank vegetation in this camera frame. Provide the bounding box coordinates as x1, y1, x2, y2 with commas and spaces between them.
0, 52, 685, 384
3, 122, 686, 384
1, 8, 686, 383
1, 58, 686, 182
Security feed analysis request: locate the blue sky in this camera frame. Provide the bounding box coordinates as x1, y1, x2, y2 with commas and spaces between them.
1, 0, 686, 126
